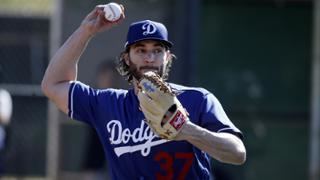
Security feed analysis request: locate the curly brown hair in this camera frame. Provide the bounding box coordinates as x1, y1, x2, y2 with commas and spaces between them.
116, 47, 176, 83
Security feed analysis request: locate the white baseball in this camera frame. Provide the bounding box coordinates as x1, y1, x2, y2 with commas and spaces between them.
0, 89, 12, 125
103, 2, 122, 22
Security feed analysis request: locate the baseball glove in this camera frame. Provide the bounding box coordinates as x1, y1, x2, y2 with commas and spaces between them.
137, 71, 189, 139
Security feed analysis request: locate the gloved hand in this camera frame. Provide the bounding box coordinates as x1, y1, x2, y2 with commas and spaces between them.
137, 71, 189, 139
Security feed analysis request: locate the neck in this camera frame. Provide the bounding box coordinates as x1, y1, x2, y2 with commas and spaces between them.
132, 78, 139, 95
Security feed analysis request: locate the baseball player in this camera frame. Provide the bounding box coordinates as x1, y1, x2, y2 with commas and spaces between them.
42, 4, 246, 180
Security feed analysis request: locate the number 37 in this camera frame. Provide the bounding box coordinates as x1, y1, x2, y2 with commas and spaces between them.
154, 151, 194, 180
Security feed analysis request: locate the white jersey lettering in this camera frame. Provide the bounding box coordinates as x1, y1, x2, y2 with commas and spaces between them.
106, 120, 169, 157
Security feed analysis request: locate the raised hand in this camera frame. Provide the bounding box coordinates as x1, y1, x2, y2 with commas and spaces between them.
80, 4, 125, 37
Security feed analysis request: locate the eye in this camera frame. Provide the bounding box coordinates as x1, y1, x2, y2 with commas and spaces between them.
153, 49, 163, 54
136, 48, 145, 54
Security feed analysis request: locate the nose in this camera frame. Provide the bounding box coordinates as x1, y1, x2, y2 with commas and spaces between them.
143, 52, 155, 63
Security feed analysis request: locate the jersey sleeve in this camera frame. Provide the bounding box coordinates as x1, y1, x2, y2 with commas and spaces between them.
68, 81, 99, 124
199, 93, 243, 139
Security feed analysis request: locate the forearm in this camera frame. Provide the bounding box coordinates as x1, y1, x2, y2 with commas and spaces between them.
41, 6, 123, 113
42, 26, 92, 86
177, 121, 246, 165
41, 26, 93, 112
42, 4, 119, 87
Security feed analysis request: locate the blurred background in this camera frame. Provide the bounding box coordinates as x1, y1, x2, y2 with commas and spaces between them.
0, 0, 318, 180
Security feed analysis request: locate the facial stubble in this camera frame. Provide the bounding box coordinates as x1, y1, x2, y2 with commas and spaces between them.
128, 58, 165, 81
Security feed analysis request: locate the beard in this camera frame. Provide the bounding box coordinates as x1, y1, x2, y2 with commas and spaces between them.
128, 58, 165, 81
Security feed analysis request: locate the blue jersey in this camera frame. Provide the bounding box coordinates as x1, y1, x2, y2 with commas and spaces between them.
68, 81, 243, 180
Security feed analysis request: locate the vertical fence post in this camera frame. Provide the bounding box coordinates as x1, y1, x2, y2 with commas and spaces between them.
310, 1, 320, 180
46, 0, 62, 179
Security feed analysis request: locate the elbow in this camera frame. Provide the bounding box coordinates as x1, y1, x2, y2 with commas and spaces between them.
231, 137, 247, 165
233, 148, 246, 165
213, 147, 246, 165
41, 78, 51, 98
219, 144, 246, 165
230, 142, 247, 165
41, 79, 48, 96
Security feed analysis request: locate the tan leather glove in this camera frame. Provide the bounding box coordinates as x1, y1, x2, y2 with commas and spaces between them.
137, 72, 188, 139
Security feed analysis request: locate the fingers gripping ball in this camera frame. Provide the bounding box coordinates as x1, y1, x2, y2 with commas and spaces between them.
137, 72, 189, 139
103, 2, 122, 22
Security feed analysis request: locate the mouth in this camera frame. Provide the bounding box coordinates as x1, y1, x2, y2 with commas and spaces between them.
139, 67, 159, 74
141, 69, 157, 74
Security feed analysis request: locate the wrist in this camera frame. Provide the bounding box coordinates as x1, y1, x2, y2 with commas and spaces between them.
176, 121, 207, 141
176, 121, 195, 141
77, 25, 96, 39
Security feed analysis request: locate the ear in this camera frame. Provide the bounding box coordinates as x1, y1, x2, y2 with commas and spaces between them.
124, 53, 130, 66
165, 51, 172, 63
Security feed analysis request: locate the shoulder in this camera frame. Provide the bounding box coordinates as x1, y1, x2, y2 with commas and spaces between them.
168, 83, 211, 97
70, 81, 130, 98
96, 88, 129, 96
